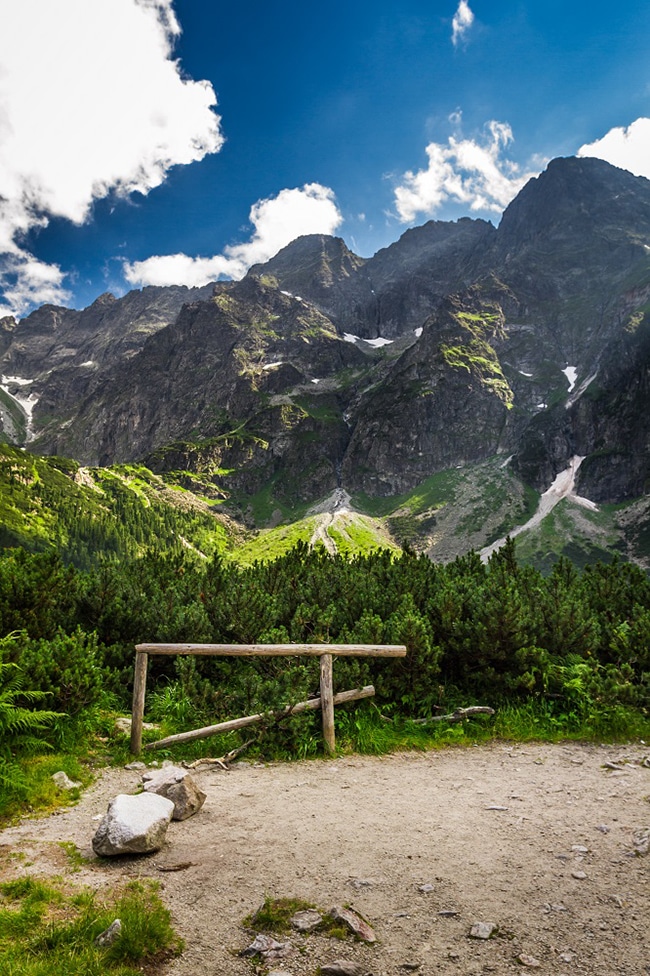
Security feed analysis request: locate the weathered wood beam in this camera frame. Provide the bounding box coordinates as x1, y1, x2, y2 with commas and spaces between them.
135, 643, 406, 658
320, 652, 335, 755
144, 685, 376, 750
130, 650, 149, 754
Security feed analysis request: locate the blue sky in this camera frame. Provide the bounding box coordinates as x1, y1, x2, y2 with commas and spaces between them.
1, 0, 649, 317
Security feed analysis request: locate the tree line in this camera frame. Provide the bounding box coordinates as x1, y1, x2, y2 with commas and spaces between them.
1, 539, 648, 742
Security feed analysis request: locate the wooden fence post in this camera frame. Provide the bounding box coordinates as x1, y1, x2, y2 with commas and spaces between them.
130, 650, 149, 755
320, 652, 335, 754
129, 643, 406, 755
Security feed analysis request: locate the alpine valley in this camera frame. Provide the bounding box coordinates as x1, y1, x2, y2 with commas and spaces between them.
2, 155, 650, 569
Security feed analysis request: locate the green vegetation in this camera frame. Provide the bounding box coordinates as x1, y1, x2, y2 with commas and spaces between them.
0, 538, 648, 824
0, 444, 234, 567
353, 468, 462, 519
0, 877, 181, 975
246, 896, 317, 933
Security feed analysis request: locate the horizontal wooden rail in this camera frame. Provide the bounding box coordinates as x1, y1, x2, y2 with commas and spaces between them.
136, 643, 406, 658
130, 643, 407, 756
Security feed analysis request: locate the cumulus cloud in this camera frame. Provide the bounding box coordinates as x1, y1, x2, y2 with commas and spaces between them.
394, 120, 541, 222
452, 1, 474, 46
0, 0, 223, 316
577, 118, 650, 180
124, 183, 343, 287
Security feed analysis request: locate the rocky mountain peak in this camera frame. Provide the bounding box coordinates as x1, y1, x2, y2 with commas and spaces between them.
498, 155, 650, 250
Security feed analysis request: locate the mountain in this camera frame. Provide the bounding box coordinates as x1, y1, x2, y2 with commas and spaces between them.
2, 156, 650, 566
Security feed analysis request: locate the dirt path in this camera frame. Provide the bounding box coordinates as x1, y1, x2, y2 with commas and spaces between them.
1, 742, 649, 975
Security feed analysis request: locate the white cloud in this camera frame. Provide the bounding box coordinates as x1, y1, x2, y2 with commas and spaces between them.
577, 118, 650, 180
0, 255, 67, 318
394, 120, 541, 222
0, 0, 223, 316
452, 1, 474, 47
124, 183, 343, 287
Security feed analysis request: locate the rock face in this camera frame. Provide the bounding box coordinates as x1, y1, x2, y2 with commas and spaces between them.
3, 156, 650, 508
142, 766, 206, 820
91, 792, 175, 856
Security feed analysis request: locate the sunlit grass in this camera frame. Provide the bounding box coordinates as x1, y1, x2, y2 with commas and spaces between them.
0, 878, 182, 976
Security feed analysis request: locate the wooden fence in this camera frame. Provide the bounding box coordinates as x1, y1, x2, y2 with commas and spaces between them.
130, 642, 407, 755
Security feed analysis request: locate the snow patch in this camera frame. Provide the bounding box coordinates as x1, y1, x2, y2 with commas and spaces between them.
519, 370, 533, 377
414, 327, 423, 337
0, 376, 40, 441
364, 337, 393, 348
562, 366, 577, 393
263, 361, 284, 370
343, 333, 359, 344
2, 374, 32, 386
79, 360, 96, 367
311, 378, 321, 384
567, 370, 598, 409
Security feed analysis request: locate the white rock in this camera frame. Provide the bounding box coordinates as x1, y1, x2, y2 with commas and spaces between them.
95, 919, 121, 945
290, 909, 322, 932
52, 771, 81, 790
142, 766, 206, 821
469, 921, 498, 939
92, 793, 174, 856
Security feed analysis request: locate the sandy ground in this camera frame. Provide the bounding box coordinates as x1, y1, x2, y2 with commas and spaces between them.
1, 742, 649, 975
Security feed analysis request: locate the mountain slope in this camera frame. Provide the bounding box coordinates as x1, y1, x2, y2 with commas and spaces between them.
1, 156, 650, 566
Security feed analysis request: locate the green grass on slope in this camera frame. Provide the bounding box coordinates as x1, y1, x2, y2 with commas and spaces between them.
0, 445, 235, 567
513, 499, 626, 573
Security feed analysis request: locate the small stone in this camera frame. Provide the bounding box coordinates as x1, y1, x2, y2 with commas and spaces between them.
241, 933, 291, 958
95, 918, 121, 946
401, 964, 421, 971
485, 805, 509, 811
438, 910, 460, 917
469, 922, 498, 939
320, 962, 367, 976
571, 845, 588, 854
114, 717, 158, 736
124, 761, 146, 770
417, 883, 435, 893
517, 954, 541, 967
609, 894, 624, 908
290, 909, 322, 932
330, 906, 376, 942
559, 950, 577, 963
51, 771, 81, 790
571, 870, 587, 880
595, 824, 610, 834
632, 829, 649, 856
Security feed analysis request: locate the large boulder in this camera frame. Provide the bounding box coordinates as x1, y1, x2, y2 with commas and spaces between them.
92, 792, 174, 856
142, 766, 206, 821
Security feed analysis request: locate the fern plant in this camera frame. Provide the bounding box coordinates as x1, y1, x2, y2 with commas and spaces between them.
0, 633, 63, 769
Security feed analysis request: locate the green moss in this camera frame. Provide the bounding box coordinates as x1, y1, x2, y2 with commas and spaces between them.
245, 896, 316, 933
440, 339, 514, 407
353, 468, 462, 519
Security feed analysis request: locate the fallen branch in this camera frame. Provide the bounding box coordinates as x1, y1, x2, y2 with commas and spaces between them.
413, 706, 495, 725
145, 684, 375, 750
182, 738, 257, 770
